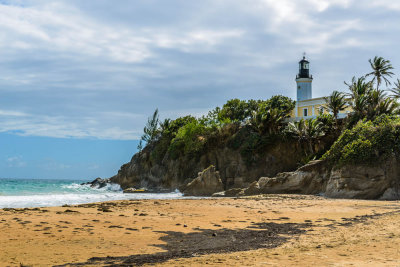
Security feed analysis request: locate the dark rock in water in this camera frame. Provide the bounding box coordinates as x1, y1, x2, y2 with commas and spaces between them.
82, 177, 111, 189
183, 165, 224, 196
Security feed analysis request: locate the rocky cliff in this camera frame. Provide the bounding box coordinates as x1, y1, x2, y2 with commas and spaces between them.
109, 137, 308, 191
217, 157, 400, 200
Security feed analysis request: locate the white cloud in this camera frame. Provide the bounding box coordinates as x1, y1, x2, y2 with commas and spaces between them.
367, 0, 400, 10
0, 109, 142, 140
0, 0, 399, 140
0, 2, 244, 64
41, 159, 71, 170
6, 156, 27, 167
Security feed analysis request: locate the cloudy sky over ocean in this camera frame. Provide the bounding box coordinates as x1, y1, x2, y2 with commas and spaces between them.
1, 0, 400, 179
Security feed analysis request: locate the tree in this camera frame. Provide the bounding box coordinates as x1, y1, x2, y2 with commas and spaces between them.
139, 108, 160, 147
249, 108, 286, 135
248, 96, 295, 135
374, 97, 399, 117
265, 95, 296, 116
218, 99, 249, 122
390, 79, 400, 99
366, 89, 387, 119
286, 119, 325, 155
345, 76, 373, 119
324, 90, 347, 122
159, 118, 171, 134
366, 56, 394, 90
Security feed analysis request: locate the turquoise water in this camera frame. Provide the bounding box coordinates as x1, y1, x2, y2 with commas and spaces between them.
0, 178, 183, 208
0, 178, 90, 196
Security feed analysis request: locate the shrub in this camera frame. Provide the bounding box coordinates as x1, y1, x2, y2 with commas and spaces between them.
168, 120, 211, 158
322, 115, 400, 165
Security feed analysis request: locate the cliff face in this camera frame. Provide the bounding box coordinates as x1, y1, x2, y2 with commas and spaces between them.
229, 157, 400, 200
110, 139, 307, 190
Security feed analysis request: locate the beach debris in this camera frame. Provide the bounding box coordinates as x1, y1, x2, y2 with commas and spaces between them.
123, 188, 150, 193
108, 225, 123, 228
64, 209, 80, 213
126, 228, 139, 231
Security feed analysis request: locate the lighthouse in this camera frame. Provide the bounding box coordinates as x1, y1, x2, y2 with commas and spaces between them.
295, 55, 313, 102
290, 54, 351, 120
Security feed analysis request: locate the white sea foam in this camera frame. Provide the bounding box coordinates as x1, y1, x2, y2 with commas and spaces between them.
61, 182, 122, 192
0, 190, 184, 209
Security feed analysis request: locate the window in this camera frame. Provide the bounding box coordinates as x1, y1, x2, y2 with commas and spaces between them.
303, 108, 308, 117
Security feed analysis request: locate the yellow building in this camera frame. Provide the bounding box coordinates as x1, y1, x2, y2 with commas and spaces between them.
289, 56, 351, 121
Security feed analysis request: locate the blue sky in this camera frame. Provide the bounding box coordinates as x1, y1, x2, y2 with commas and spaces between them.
1, 0, 400, 179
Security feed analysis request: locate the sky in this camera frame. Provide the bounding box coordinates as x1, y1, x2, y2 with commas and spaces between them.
1, 0, 400, 179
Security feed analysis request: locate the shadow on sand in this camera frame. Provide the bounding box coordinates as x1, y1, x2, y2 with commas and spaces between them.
57, 221, 310, 266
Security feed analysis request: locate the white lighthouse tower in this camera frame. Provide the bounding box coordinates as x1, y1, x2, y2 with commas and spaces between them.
296, 54, 313, 102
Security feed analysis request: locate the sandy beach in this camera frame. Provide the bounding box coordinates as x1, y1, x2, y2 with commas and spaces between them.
1, 195, 400, 266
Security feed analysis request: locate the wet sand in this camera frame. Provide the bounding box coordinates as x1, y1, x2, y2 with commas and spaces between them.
1, 195, 399, 266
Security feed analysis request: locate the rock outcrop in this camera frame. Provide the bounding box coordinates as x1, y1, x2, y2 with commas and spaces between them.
183, 166, 224, 196
225, 157, 400, 200
110, 139, 306, 191
325, 156, 399, 199
81, 177, 111, 189
258, 160, 329, 195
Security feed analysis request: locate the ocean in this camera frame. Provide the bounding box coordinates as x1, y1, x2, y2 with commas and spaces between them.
0, 178, 183, 209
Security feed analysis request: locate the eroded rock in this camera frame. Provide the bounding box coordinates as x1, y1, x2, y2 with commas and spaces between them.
183, 165, 224, 196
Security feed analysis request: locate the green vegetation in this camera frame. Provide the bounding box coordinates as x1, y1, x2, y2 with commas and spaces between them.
137, 56, 400, 168
324, 91, 346, 123
322, 115, 400, 165
322, 56, 400, 165
366, 56, 394, 90
390, 79, 400, 99
138, 109, 160, 151
286, 118, 324, 155
139, 95, 296, 165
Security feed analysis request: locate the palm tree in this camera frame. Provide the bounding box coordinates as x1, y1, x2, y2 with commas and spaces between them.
286, 119, 325, 155
390, 79, 400, 99
345, 76, 373, 119
366, 89, 387, 119
324, 91, 347, 123
366, 56, 394, 90
250, 108, 286, 135
374, 98, 399, 116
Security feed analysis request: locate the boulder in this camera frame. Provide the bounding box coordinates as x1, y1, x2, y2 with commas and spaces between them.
224, 188, 244, 197
257, 160, 328, 195
243, 181, 261, 195
380, 188, 400, 200
183, 165, 224, 196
